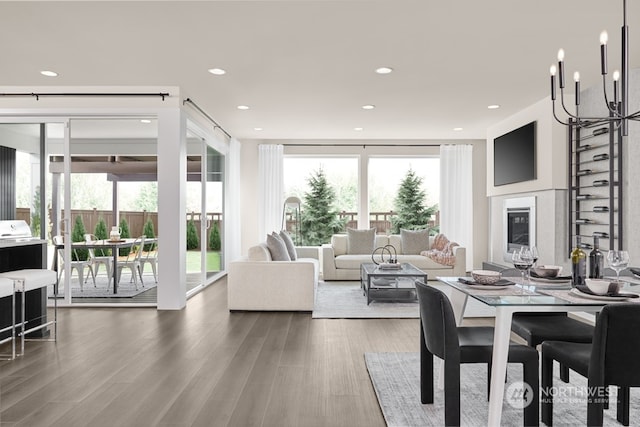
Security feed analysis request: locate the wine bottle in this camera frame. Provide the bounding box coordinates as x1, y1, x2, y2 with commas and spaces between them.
588, 236, 604, 279
571, 237, 587, 287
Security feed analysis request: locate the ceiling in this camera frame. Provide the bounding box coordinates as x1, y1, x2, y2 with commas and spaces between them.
0, 0, 637, 141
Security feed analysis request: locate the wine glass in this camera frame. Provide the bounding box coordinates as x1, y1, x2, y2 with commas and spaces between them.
530, 246, 539, 267
512, 248, 534, 286
607, 250, 630, 285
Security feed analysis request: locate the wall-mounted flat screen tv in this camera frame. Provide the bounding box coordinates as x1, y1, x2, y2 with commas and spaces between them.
493, 121, 536, 186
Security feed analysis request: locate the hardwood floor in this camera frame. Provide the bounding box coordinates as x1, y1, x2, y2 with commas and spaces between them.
0, 278, 492, 427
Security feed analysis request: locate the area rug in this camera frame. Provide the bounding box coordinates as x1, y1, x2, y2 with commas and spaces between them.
365, 352, 640, 427
49, 274, 157, 298
313, 281, 495, 319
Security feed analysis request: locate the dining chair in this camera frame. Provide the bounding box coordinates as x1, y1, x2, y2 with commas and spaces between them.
415, 280, 539, 426
84, 233, 112, 286
116, 236, 145, 290
53, 235, 96, 291
541, 303, 640, 426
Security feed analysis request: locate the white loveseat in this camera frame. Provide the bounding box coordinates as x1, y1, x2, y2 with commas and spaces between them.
227, 243, 319, 311
321, 233, 466, 281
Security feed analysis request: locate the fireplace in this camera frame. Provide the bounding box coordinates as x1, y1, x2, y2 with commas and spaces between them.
503, 196, 536, 262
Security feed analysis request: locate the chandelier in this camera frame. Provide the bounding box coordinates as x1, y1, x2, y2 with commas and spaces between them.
549, 0, 638, 136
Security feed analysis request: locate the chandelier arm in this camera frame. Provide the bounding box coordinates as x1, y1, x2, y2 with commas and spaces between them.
552, 102, 573, 126
559, 89, 580, 119
601, 76, 622, 117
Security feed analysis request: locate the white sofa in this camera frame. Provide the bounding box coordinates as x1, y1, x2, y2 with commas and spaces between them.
227, 243, 319, 311
321, 234, 466, 281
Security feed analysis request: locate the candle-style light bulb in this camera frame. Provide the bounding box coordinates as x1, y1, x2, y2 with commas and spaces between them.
613, 70, 620, 81
557, 49, 565, 61
600, 31, 608, 45
573, 71, 580, 82
600, 31, 608, 75
550, 65, 557, 76
574, 72, 580, 105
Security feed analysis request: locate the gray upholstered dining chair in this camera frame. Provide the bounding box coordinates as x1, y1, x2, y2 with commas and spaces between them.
416, 280, 539, 426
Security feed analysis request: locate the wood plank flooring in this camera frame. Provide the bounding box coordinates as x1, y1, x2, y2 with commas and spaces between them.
0, 278, 491, 427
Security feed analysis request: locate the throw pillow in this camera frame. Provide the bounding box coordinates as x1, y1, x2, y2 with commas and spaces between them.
347, 227, 376, 254
279, 230, 297, 260
266, 232, 291, 261
401, 228, 430, 255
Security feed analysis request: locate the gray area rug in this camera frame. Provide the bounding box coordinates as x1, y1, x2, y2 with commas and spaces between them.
365, 352, 640, 427
313, 281, 495, 319
50, 273, 157, 298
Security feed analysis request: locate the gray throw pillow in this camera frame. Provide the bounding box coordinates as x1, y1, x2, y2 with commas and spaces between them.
267, 232, 291, 261
401, 228, 430, 255
347, 227, 376, 254
279, 230, 297, 260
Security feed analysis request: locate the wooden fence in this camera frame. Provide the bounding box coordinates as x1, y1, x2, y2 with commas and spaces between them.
285, 210, 440, 234
17, 207, 222, 243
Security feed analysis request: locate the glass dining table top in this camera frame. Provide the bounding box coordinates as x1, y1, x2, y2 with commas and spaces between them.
437, 276, 640, 307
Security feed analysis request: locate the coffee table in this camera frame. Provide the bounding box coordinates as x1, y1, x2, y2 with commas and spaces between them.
360, 262, 427, 305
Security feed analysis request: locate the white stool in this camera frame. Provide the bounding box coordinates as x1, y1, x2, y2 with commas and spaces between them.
0, 278, 17, 360
0, 269, 58, 356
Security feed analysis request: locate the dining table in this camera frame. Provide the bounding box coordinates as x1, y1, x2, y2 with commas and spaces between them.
436, 275, 640, 427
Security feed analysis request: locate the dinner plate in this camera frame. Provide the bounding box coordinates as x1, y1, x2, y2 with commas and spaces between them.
530, 277, 571, 284
569, 288, 637, 301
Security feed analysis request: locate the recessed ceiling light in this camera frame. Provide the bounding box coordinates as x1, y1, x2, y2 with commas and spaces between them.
453, 127, 463, 131
362, 104, 375, 110
254, 127, 263, 131
140, 119, 152, 124
488, 104, 500, 109
354, 127, 364, 131
237, 105, 250, 110
40, 70, 58, 77
375, 67, 393, 74
207, 68, 226, 75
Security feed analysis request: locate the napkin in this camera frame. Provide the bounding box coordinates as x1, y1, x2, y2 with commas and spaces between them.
458, 278, 513, 287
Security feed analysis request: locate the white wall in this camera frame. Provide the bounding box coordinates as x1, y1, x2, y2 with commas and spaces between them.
486, 97, 569, 266
238, 139, 489, 270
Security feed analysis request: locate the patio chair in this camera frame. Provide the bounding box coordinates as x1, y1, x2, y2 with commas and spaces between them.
53, 235, 95, 291
84, 233, 112, 286
140, 238, 158, 283
116, 236, 145, 290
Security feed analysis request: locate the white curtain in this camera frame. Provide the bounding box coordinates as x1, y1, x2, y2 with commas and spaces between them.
227, 138, 242, 262
440, 144, 473, 269
258, 144, 284, 239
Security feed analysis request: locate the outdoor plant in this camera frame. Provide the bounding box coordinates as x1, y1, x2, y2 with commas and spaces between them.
209, 222, 221, 251
71, 216, 89, 261
187, 218, 199, 250
119, 218, 131, 256
142, 218, 156, 251
30, 185, 41, 238
300, 168, 347, 246
390, 168, 438, 234
94, 217, 109, 256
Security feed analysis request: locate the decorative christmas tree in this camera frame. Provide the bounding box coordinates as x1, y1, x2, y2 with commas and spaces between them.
390, 168, 438, 233
71, 216, 88, 261
300, 168, 346, 246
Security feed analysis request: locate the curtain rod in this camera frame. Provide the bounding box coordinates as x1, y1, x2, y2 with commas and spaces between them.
283, 143, 443, 147
183, 98, 232, 139
0, 92, 170, 101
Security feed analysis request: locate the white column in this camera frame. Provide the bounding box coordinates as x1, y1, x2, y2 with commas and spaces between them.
157, 108, 187, 310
